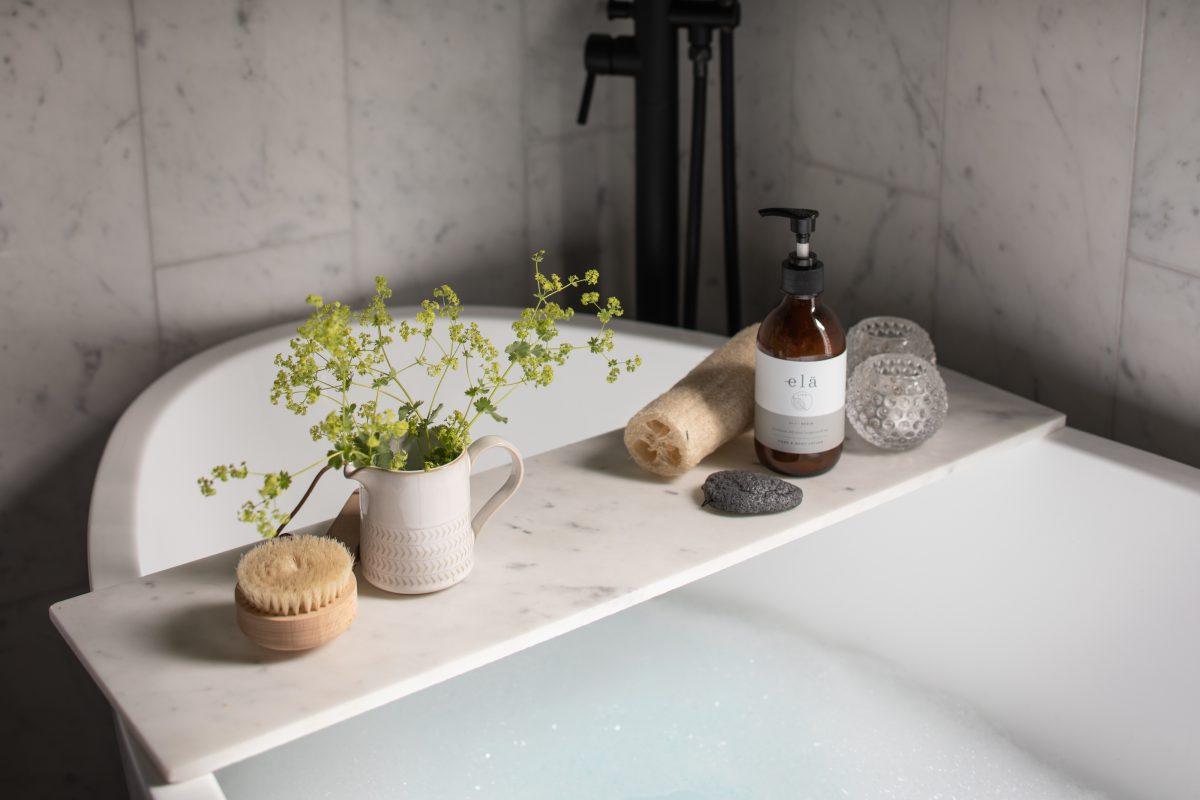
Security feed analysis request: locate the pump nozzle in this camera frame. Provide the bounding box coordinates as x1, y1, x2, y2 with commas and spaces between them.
759, 206, 825, 295
759, 207, 818, 257
759, 207, 817, 236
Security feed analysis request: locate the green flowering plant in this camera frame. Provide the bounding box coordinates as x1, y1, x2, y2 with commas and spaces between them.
198, 251, 641, 537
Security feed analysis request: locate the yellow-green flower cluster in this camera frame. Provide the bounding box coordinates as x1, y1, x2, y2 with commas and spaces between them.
199, 251, 640, 537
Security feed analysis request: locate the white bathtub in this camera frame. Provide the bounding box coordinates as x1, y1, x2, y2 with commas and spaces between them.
89, 310, 1200, 800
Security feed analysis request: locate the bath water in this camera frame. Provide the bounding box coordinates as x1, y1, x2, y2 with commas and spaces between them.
218, 591, 1107, 800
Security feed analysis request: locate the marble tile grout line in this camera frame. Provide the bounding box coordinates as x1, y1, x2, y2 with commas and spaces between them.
527, 122, 632, 147
929, 0, 954, 345
340, 0, 359, 296
152, 228, 352, 274
1125, 250, 1200, 281
519, 0, 532, 256
793, 155, 941, 203
126, 0, 166, 369
1110, 0, 1153, 437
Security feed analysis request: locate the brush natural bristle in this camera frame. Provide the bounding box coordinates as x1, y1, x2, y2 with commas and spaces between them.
236, 536, 354, 616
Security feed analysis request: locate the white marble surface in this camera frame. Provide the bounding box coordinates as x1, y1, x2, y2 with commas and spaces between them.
346, 0, 526, 303
792, 163, 939, 330
790, 0, 947, 196
0, 0, 161, 596
1113, 257, 1200, 467
51, 368, 1062, 783
134, 0, 350, 266
1128, 0, 1200, 276
156, 232, 352, 359
935, 0, 1143, 436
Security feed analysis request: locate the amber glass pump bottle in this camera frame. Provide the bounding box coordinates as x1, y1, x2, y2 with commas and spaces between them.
754, 208, 847, 477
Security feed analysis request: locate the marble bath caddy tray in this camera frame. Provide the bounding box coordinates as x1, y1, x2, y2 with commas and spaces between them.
51, 368, 1063, 784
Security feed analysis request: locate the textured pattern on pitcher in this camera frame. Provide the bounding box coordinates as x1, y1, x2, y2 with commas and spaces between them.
362, 516, 473, 590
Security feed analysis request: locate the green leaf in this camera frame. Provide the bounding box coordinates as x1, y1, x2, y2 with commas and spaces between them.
505, 341, 531, 360
371, 444, 393, 469
473, 397, 509, 424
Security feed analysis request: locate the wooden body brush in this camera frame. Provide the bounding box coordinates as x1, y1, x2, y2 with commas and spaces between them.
235, 535, 357, 651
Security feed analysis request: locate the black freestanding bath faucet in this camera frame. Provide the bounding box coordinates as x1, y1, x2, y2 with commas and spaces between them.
578, 0, 741, 333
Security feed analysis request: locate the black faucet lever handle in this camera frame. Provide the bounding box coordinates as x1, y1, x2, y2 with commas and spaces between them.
577, 70, 597, 126
578, 33, 639, 126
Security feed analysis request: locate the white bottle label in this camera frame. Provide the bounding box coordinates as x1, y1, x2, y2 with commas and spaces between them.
755, 349, 846, 454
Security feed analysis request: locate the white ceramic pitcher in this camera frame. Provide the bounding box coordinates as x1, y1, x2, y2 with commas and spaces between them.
345, 436, 524, 594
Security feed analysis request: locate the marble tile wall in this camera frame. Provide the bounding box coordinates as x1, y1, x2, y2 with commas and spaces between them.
780, 0, 1198, 461
135, 0, 350, 266
138, 0, 356, 360
3, 0, 1200, 794
1128, 0, 1200, 269
1, 0, 160, 530
348, 0, 527, 304
936, 0, 1143, 435
758, 0, 948, 333
696, 0, 799, 331
1113, 257, 1200, 465
524, 0, 636, 310
1, 2, 159, 793
1115, 0, 1200, 465
156, 232, 353, 355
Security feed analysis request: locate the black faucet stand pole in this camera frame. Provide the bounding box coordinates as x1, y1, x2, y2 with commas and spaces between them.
634, 0, 680, 326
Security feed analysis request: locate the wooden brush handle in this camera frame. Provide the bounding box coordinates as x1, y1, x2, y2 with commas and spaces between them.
235, 575, 357, 652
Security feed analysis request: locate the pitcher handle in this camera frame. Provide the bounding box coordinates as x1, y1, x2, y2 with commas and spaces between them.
467, 435, 525, 536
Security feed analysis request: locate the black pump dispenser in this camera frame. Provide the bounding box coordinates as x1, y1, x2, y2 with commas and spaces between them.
759, 207, 823, 296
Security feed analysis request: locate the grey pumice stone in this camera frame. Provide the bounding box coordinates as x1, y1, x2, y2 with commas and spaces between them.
700, 470, 803, 515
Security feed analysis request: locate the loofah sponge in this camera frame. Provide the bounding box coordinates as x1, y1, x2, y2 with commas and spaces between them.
624, 324, 760, 476
236, 536, 354, 616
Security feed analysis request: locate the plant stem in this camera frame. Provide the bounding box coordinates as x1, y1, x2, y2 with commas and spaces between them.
274, 463, 333, 536
425, 335, 462, 425
376, 325, 419, 404
468, 360, 517, 426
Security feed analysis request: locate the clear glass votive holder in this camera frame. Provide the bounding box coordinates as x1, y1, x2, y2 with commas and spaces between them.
846, 354, 948, 450
845, 316, 936, 379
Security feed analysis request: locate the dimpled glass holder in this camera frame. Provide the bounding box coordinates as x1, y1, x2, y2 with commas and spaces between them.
847, 354, 948, 450
846, 316, 937, 378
